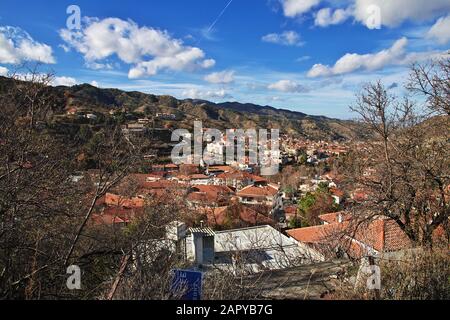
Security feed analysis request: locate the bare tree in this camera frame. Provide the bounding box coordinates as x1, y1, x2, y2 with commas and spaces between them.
407, 55, 450, 116
0, 68, 84, 298
345, 58, 450, 247
63, 125, 140, 267
0, 66, 144, 299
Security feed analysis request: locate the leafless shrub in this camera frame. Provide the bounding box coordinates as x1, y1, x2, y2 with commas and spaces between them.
334, 248, 450, 300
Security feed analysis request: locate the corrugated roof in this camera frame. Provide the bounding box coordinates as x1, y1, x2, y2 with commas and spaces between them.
188, 227, 215, 236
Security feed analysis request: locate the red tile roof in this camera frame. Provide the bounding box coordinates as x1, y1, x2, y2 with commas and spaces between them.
187, 185, 234, 204
287, 223, 345, 243
351, 189, 370, 202
330, 188, 344, 198
90, 206, 144, 226
141, 180, 179, 190
207, 205, 273, 227
216, 171, 253, 180
318, 212, 349, 224
287, 216, 416, 255
91, 214, 127, 226
251, 175, 268, 183
171, 174, 191, 181
284, 205, 298, 218
104, 193, 144, 208
208, 165, 234, 173
237, 184, 278, 198
189, 174, 210, 180
192, 185, 234, 194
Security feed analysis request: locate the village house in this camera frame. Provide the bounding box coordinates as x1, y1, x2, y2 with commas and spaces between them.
213, 170, 256, 190
285, 213, 429, 260
91, 206, 145, 228
206, 165, 234, 175
206, 204, 274, 229
236, 182, 280, 207
156, 113, 176, 120
150, 164, 179, 173
189, 174, 212, 185
186, 185, 235, 208
330, 188, 345, 205
103, 192, 145, 208
168, 173, 191, 184
122, 122, 148, 137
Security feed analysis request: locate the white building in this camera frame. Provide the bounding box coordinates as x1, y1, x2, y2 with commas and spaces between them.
185, 225, 323, 274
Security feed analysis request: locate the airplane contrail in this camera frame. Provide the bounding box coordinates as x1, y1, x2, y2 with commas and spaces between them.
206, 0, 234, 34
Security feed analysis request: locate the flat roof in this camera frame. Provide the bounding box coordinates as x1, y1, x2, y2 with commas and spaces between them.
215, 225, 298, 253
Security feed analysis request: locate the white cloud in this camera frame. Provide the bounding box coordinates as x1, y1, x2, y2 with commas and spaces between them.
0, 26, 55, 64
128, 47, 210, 78
308, 64, 333, 78
0, 66, 8, 76
91, 80, 99, 87
296, 55, 311, 62
204, 70, 235, 84
354, 0, 450, 28
59, 44, 71, 53
60, 17, 215, 78
85, 61, 114, 70
262, 30, 304, 46
276, 0, 450, 30
315, 8, 351, 27
268, 79, 309, 93
182, 88, 231, 100
280, 0, 321, 18
427, 15, 450, 44
307, 37, 409, 77
201, 59, 216, 69
52, 76, 77, 87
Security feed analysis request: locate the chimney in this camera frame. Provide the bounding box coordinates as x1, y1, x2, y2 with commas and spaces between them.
166, 221, 187, 241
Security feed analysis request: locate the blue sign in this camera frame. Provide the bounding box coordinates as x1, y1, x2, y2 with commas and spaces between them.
170, 269, 203, 301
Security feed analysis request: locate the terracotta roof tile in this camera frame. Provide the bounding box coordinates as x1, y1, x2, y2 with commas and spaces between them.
207, 205, 273, 226
330, 188, 344, 198
287, 223, 345, 243
318, 212, 349, 224
189, 174, 210, 180
237, 184, 278, 197
208, 166, 234, 173
187, 185, 234, 204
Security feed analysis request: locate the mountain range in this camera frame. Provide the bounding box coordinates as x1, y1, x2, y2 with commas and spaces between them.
1, 76, 365, 140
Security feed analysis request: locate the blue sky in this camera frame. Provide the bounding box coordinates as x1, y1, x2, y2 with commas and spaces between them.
0, 0, 449, 119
